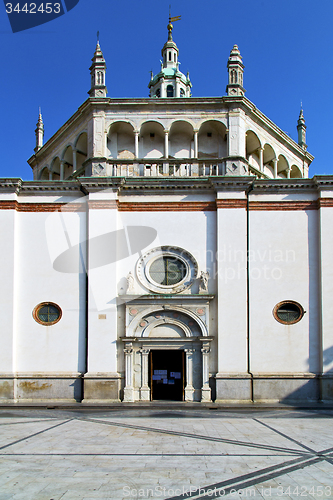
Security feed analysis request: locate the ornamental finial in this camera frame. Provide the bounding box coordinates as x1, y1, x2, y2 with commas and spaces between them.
168, 10, 181, 41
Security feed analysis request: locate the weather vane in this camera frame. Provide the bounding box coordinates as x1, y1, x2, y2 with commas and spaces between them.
168, 6, 181, 40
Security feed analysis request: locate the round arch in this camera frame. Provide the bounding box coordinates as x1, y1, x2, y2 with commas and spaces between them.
62, 145, 74, 179
74, 132, 88, 173
39, 166, 50, 180
277, 154, 289, 178
127, 305, 209, 338
169, 120, 194, 159
246, 130, 262, 171
144, 318, 191, 338
140, 121, 165, 159
108, 121, 135, 159
290, 164, 303, 178
246, 130, 262, 154
198, 120, 227, 158
50, 157, 61, 180
263, 144, 276, 177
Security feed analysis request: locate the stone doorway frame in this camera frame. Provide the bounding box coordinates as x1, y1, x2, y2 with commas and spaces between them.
121, 297, 214, 403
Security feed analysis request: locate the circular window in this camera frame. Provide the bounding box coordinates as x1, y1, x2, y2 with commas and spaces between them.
33, 302, 62, 326
136, 246, 198, 294
149, 256, 186, 286
273, 301, 304, 325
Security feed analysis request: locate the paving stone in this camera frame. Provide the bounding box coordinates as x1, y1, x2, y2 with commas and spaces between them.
0, 408, 332, 500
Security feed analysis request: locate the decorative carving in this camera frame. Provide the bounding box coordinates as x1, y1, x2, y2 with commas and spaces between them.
184, 348, 195, 355
126, 271, 135, 293
94, 163, 105, 175
199, 271, 209, 293
123, 345, 133, 355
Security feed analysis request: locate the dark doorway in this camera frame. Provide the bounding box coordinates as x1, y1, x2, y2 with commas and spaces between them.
149, 350, 184, 401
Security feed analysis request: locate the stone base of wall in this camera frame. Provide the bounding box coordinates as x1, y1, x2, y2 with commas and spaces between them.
253, 374, 319, 402
321, 374, 333, 401
82, 373, 121, 402
0, 373, 83, 402
0, 377, 14, 400
215, 373, 252, 403
215, 373, 321, 403
1, 373, 328, 404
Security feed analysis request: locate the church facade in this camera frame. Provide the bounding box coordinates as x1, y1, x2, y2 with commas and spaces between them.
1, 22, 333, 404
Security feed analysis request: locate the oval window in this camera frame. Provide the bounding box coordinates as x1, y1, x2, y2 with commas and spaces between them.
149, 256, 186, 286
273, 301, 304, 325
33, 302, 62, 326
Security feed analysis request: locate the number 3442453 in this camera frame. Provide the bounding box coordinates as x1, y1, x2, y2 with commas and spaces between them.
5, 3, 61, 14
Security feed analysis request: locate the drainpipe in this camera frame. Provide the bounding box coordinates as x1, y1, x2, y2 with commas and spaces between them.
247, 180, 255, 402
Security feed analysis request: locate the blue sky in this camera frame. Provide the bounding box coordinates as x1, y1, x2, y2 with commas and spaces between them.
1, 0, 332, 179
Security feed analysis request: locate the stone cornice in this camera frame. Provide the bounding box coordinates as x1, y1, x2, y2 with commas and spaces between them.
210, 176, 254, 192
0, 179, 81, 195
79, 177, 123, 194
0, 178, 22, 194
313, 175, 333, 190
251, 178, 318, 193
2, 176, 333, 197
118, 177, 213, 193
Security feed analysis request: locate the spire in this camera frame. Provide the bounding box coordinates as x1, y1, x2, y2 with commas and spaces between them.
34, 108, 44, 153
148, 16, 192, 98
88, 36, 107, 98
226, 44, 245, 97
297, 105, 307, 150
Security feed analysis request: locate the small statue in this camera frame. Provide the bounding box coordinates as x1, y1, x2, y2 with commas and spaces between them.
126, 272, 135, 293
199, 271, 209, 293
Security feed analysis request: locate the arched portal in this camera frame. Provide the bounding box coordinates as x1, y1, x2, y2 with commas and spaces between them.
123, 305, 212, 403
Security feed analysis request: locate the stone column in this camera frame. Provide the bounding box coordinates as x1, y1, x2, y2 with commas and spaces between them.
123, 343, 134, 402
134, 131, 139, 159
72, 148, 77, 173
184, 349, 195, 401
139, 348, 150, 401
273, 158, 278, 179
194, 131, 198, 158
259, 148, 264, 172
160, 79, 165, 98
164, 130, 169, 159
286, 167, 291, 179
201, 344, 211, 402
60, 160, 65, 180
49, 171, 53, 180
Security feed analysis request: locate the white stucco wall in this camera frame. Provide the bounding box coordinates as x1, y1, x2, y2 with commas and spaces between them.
0, 209, 16, 373
216, 203, 248, 374
319, 203, 333, 374
14, 208, 86, 373
249, 207, 320, 374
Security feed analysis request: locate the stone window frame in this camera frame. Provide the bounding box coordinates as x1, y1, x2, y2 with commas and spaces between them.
273, 300, 304, 325
32, 302, 62, 326
136, 246, 198, 294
